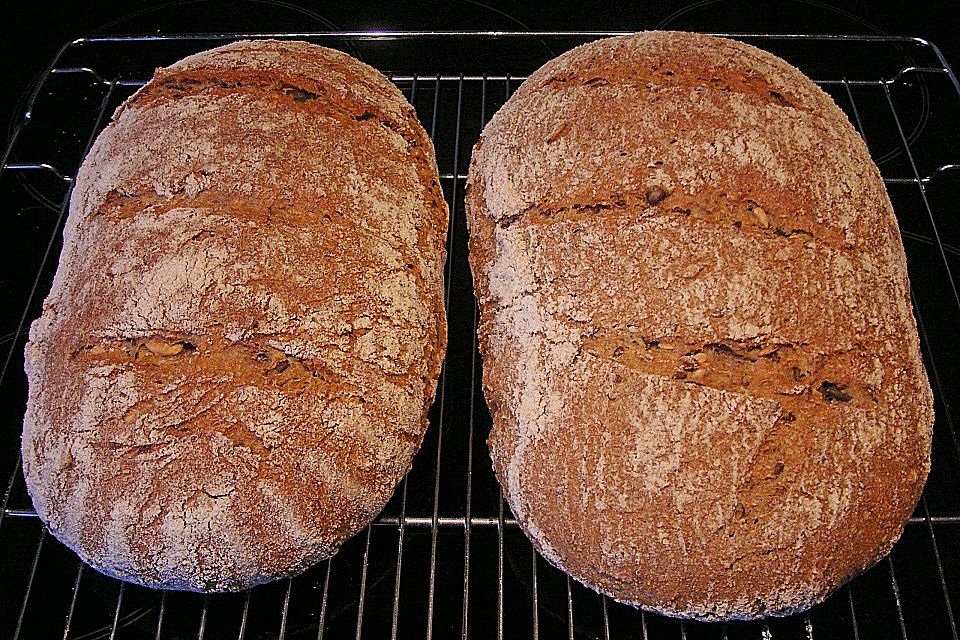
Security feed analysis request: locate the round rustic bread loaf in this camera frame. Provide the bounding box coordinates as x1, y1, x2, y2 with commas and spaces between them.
22, 40, 448, 591
467, 32, 933, 620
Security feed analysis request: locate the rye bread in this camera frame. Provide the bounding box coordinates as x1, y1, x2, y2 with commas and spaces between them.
466, 32, 933, 620
22, 40, 448, 592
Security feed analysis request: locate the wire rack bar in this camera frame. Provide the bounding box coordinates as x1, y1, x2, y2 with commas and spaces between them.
354, 529, 372, 640
5, 507, 960, 527
196, 593, 209, 640
12, 528, 45, 640
38, 68, 949, 89
920, 497, 959, 639
280, 579, 293, 640
61, 562, 83, 640
235, 590, 249, 640
50, 66, 111, 84
887, 558, 909, 639
62, 31, 936, 44
390, 439, 411, 634
109, 582, 126, 640
531, 551, 540, 640
0, 458, 22, 530
390, 70, 414, 640
497, 489, 506, 640
425, 71, 446, 640
155, 591, 168, 640
460, 70, 486, 640
316, 560, 332, 640
847, 585, 862, 640
496, 74, 512, 640
2, 163, 73, 182
453, 172, 947, 185
445, 72, 468, 638
601, 595, 610, 640
6, 165, 958, 187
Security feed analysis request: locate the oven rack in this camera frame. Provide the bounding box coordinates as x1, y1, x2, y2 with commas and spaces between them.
1, 32, 959, 640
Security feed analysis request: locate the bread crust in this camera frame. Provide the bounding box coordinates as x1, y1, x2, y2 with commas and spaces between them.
22, 40, 448, 592
466, 32, 933, 620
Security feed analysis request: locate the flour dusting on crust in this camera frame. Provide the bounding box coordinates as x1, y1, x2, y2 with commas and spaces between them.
22, 39, 448, 592
466, 32, 933, 621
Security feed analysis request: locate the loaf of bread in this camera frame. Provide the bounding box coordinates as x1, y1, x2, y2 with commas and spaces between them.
22, 40, 448, 591
467, 32, 933, 620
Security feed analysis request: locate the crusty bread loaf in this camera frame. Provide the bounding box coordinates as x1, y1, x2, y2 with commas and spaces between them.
22, 40, 448, 591
466, 32, 933, 620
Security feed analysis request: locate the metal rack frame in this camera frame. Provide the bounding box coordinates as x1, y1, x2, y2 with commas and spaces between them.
1, 31, 959, 639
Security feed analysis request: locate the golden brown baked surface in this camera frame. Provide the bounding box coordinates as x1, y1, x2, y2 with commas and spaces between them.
466, 32, 933, 620
22, 40, 448, 591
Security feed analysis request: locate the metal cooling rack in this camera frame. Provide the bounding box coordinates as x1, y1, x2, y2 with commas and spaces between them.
1, 32, 959, 640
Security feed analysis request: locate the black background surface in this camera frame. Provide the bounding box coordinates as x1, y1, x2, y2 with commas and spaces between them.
2, 3, 959, 640
3, 0, 959, 150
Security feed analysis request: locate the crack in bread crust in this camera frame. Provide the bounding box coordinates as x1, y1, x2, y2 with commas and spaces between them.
538, 49, 814, 115
124, 48, 449, 240
580, 332, 874, 406
467, 32, 933, 621
90, 189, 432, 288
497, 186, 843, 248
